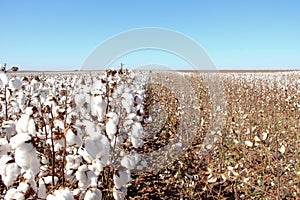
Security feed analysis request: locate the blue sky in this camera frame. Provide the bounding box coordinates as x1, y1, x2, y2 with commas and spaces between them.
0, 1, 299, 70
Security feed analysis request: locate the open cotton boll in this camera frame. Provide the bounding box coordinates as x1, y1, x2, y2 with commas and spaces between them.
1, 120, 17, 140
47, 188, 74, 200
17, 182, 30, 194
84, 188, 102, 200
0, 72, 9, 87
9, 77, 22, 90
4, 188, 25, 200
76, 165, 91, 190
16, 114, 30, 134
131, 137, 144, 149
38, 178, 47, 199
121, 92, 134, 113
27, 118, 36, 136
113, 186, 127, 200
53, 119, 65, 131
130, 122, 144, 139
66, 154, 82, 170
91, 95, 107, 122
10, 133, 31, 149
121, 153, 141, 170
66, 127, 83, 147
78, 147, 93, 163
113, 168, 132, 189
107, 112, 119, 124
0, 138, 12, 156
106, 119, 117, 140
84, 134, 110, 165
1, 162, 21, 187
0, 155, 21, 187
14, 143, 40, 175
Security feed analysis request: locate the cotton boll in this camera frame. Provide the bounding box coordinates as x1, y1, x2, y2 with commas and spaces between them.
121, 153, 141, 170
130, 122, 144, 139
16, 114, 30, 133
84, 135, 110, 165
2, 120, 17, 140
84, 188, 102, 200
113, 168, 132, 189
121, 92, 134, 113
107, 112, 119, 124
38, 178, 47, 199
78, 147, 93, 163
9, 77, 22, 90
47, 188, 74, 200
14, 143, 40, 175
76, 165, 91, 190
0, 72, 9, 87
17, 182, 30, 193
1, 162, 21, 187
106, 119, 117, 140
113, 187, 127, 200
43, 176, 59, 185
10, 133, 31, 149
4, 188, 24, 200
91, 95, 107, 122
66, 127, 83, 147
131, 137, 144, 148
66, 155, 82, 170
27, 118, 36, 136
53, 119, 65, 131
0, 138, 12, 156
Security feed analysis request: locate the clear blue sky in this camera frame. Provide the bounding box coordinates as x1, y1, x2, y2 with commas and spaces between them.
0, 0, 299, 70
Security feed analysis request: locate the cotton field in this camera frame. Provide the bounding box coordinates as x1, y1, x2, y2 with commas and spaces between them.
0, 69, 299, 199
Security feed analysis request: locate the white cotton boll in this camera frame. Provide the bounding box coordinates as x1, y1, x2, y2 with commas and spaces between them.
16, 114, 30, 133
17, 182, 30, 193
2, 120, 17, 140
8, 77, 22, 90
89, 159, 104, 175
43, 176, 59, 185
76, 165, 91, 190
131, 137, 144, 148
78, 147, 93, 163
91, 95, 107, 122
25, 107, 34, 115
66, 155, 82, 170
10, 133, 31, 149
131, 122, 144, 139
53, 119, 65, 131
0, 72, 9, 87
106, 119, 117, 140
0, 138, 12, 156
27, 118, 36, 136
47, 188, 74, 200
87, 170, 97, 187
66, 128, 83, 147
74, 93, 86, 108
113, 187, 127, 200
121, 92, 134, 113
84, 189, 102, 200
84, 134, 110, 166
14, 143, 40, 175
4, 188, 24, 200
38, 178, 47, 199
121, 153, 141, 170
2, 162, 21, 187
107, 112, 119, 124
111, 135, 125, 148
113, 168, 132, 189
